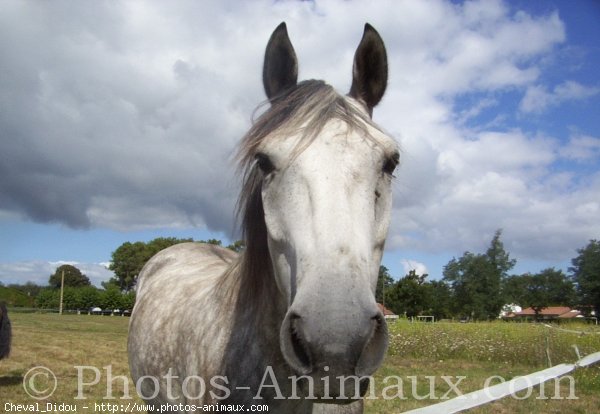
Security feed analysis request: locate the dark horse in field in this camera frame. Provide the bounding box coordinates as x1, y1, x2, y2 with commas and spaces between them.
0, 302, 11, 359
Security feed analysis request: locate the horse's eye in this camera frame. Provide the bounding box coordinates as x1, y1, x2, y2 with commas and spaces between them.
383, 152, 399, 176
255, 153, 275, 175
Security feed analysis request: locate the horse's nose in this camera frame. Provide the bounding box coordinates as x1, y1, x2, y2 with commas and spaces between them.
279, 303, 388, 398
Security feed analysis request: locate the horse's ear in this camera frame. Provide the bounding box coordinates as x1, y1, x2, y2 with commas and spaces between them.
349, 23, 388, 116
263, 22, 298, 101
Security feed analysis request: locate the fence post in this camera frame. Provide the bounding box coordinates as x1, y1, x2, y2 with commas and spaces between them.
545, 332, 552, 367
59, 270, 65, 315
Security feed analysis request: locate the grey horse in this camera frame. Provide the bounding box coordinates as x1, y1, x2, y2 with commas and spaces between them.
129, 22, 397, 414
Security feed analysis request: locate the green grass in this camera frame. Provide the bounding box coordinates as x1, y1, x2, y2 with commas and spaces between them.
0, 313, 138, 410
1, 313, 599, 413
387, 320, 600, 366
365, 320, 600, 413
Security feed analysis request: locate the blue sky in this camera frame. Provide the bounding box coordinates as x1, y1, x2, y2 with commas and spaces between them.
1, 0, 599, 287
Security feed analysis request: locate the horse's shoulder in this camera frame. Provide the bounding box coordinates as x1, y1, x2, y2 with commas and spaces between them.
135, 242, 238, 295
160, 242, 238, 260
144, 242, 238, 267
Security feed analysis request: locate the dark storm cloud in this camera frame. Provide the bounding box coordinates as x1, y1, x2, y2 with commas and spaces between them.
0, 1, 265, 232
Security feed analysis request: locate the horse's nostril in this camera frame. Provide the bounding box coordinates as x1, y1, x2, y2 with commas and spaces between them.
289, 313, 312, 371
355, 311, 388, 377
372, 312, 384, 328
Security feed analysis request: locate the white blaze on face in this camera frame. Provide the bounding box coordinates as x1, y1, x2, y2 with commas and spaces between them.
259, 100, 397, 307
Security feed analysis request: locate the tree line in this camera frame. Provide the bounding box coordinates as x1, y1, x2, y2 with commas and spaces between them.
2, 264, 136, 311
5, 233, 598, 319
377, 231, 600, 321
4, 237, 242, 311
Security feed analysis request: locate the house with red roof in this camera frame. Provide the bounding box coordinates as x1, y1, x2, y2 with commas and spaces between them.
504, 306, 583, 321
377, 303, 398, 320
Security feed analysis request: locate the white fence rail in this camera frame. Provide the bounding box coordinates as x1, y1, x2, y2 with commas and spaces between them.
402, 351, 600, 414
542, 323, 600, 335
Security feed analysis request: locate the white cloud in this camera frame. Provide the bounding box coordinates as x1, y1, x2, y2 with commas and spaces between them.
455, 97, 499, 125
0, 0, 597, 274
0, 261, 114, 287
520, 81, 600, 113
560, 134, 600, 162
400, 259, 428, 278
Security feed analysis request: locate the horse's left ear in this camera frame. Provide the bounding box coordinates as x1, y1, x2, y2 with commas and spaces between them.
349, 23, 388, 116
263, 22, 298, 101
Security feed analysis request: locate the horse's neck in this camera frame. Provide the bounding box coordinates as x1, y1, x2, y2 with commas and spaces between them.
219, 252, 288, 382
219, 265, 308, 410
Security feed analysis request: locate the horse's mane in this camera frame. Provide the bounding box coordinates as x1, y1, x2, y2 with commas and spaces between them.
234, 80, 379, 301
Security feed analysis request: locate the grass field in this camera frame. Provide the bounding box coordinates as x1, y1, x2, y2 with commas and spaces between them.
1, 312, 599, 413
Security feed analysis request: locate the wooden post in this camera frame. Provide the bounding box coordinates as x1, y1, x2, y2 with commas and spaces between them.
59, 270, 65, 315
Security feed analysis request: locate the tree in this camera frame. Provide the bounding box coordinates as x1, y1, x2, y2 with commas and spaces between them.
202, 239, 246, 252
375, 265, 394, 304
8, 282, 43, 297
99, 286, 124, 310
75, 286, 101, 309
385, 270, 430, 317
443, 253, 495, 320
443, 230, 515, 320
122, 291, 136, 311
33, 285, 134, 311
204, 239, 223, 246
108, 241, 151, 291
48, 265, 91, 289
226, 240, 246, 253
426, 280, 453, 321
570, 239, 600, 317
101, 278, 121, 291
36, 288, 59, 309
513, 269, 575, 320
486, 229, 517, 280
502, 274, 530, 305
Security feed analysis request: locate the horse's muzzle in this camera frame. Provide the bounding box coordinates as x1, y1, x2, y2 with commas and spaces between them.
279, 302, 388, 402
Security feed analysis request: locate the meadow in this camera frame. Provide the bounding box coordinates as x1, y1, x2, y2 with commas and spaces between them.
0, 312, 599, 413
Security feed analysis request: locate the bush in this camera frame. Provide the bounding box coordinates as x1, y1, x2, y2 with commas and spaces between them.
34, 286, 135, 311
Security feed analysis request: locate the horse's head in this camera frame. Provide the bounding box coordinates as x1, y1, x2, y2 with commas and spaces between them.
239, 23, 397, 402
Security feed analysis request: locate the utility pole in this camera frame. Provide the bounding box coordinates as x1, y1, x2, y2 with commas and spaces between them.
59, 270, 65, 315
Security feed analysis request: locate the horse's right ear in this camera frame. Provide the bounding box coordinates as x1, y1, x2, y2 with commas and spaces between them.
349, 23, 388, 116
263, 22, 298, 101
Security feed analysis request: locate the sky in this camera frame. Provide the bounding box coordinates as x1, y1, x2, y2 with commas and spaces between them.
0, 0, 599, 287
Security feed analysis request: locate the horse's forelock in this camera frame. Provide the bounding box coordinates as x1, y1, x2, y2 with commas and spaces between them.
236, 80, 376, 170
